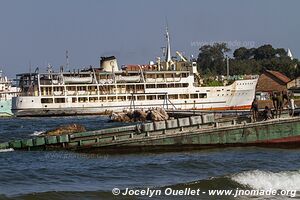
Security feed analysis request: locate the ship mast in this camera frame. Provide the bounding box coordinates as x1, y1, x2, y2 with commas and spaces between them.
66, 50, 69, 71
165, 26, 172, 70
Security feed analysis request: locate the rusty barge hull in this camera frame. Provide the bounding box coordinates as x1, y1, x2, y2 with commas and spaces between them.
76, 118, 300, 153
2, 115, 300, 153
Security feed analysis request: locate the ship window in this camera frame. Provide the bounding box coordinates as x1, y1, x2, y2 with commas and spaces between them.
88, 86, 96, 91
72, 98, 77, 103
55, 98, 65, 103
54, 87, 64, 91
78, 97, 88, 103
157, 74, 164, 78
173, 72, 177, 77
158, 95, 165, 100
179, 94, 189, 99
157, 84, 167, 88
41, 98, 53, 104
182, 83, 189, 87
190, 94, 198, 99
89, 97, 98, 102
99, 97, 107, 102
165, 74, 172, 78
78, 86, 87, 91
108, 96, 116, 102
67, 86, 76, 91
128, 96, 136, 101
136, 85, 144, 90
199, 93, 207, 98
117, 96, 126, 101
137, 96, 145, 101
0, 105, 3, 108
182, 73, 188, 77
100, 75, 106, 79
146, 84, 155, 88
168, 94, 178, 99
107, 75, 113, 79
146, 74, 155, 79
146, 95, 156, 100
167, 83, 175, 88
126, 85, 135, 92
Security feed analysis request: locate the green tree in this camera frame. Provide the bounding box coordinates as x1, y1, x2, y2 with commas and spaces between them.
197, 43, 230, 76
275, 48, 287, 57
254, 45, 276, 60
233, 47, 255, 60
197, 43, 300, 79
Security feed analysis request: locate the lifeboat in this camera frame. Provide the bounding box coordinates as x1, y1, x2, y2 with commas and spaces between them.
63, 76, 93, 84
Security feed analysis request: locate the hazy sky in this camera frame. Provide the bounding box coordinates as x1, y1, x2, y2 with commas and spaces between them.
0, 0, 300, 77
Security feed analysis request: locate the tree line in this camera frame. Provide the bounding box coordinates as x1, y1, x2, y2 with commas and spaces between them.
196, 43, 300, 79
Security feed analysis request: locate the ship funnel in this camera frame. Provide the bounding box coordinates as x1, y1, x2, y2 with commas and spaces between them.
100, 56, 119, 72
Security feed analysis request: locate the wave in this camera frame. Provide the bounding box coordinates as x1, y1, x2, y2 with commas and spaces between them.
3, 170, 299, 200
0, 148, 14, 153
30, 130, 45, 136
231, 169, 300, 191
160, 177, 243, 191
0, 191, 113, 200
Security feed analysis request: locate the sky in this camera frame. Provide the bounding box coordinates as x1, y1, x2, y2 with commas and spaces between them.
0, 0, 300, 77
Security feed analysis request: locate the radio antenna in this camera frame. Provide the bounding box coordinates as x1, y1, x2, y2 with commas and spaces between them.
66, 50, 69, 70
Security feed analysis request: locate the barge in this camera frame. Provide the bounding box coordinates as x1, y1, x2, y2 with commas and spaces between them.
1, 114, 300, 153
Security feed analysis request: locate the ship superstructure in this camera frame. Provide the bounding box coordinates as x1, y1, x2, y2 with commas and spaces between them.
12, 30, 258, 117
0, 70, 19, 116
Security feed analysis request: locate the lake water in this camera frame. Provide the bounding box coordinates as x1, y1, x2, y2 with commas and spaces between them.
0, 116, 299, 199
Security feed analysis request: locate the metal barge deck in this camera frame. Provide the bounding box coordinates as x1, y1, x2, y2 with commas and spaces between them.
1, 114, 300, 153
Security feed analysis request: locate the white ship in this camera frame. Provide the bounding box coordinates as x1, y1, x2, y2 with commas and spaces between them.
12, 29, 258, 117
0, 70, 19, 117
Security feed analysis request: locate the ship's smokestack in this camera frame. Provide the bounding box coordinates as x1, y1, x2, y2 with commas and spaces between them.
100, 56, 119, 72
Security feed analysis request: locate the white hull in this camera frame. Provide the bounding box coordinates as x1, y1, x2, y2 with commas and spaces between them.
12, 79, 257, 116
0, 72, 19, 116
0, 99, 13, 117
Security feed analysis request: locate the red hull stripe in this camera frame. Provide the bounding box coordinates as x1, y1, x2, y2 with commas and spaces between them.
192, 105, 251, 111
255, 135, 300, 144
